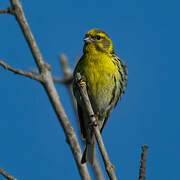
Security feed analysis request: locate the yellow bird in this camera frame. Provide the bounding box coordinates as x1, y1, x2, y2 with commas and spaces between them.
73, 29, 127, 165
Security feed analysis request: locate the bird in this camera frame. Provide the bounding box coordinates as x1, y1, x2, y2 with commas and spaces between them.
73, 29, 127, 165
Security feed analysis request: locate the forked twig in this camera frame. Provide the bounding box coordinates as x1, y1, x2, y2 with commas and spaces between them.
0, 60, 42, 81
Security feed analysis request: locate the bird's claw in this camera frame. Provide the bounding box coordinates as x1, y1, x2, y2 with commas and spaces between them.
89, 114, 98, 127
106, 164, 115, 172
77, 75, 86, 86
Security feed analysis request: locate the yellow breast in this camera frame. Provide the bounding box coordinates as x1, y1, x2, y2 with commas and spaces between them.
81, 53, 117, 100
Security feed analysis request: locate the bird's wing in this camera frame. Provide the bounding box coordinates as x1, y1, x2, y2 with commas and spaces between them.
100, 55, 128, 132
77, 103, 87, 139
112, 54, 128, 107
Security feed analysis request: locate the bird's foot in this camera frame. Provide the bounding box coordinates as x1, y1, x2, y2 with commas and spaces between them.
106, 164, 115, 172
77, 75, 86, 86
89, 114, 98, 127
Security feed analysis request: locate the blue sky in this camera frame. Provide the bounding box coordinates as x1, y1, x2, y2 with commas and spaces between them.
0, 0, 180, 179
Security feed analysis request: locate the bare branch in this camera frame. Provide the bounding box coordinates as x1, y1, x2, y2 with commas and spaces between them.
59, 55, 77, 116
0, 60, 42, 81
59, 54, 72, 78
59, 55, 75, 106
0, 7, 14, 14
53, 76, 72, 84
92, 158, 105, 180
76, 73, 117, 180
41, 72, 91, 180
0, 168, 17, 180
30, 68, 72, 84
0, 0, 91, 179
139, 145, 149, 180
59, 55, 105, 180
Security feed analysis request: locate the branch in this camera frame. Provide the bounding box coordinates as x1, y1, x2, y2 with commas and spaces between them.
59, 55, 78, 118
0, 168, 17, 180
76, 73, 117, 180
53, 76, 72, 84
29, 68, 72, 84
0, 7, 14, 14
59, 54, 72, 78
139, 145, 149, 180
0, 60, 42, 81
92, 158, 105, 180
59, 55, 105, 180
0, 0, 91, 179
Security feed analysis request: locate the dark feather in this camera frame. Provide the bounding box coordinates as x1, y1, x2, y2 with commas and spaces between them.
77, 104, 86, 138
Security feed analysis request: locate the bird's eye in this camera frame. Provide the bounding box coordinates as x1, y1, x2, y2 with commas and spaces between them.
95, 35, 101, 40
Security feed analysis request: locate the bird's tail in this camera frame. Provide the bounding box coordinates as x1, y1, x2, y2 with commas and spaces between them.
81, 135, 95, 165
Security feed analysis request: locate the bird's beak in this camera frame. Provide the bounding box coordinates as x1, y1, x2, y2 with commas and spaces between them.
84, 36, 92, 43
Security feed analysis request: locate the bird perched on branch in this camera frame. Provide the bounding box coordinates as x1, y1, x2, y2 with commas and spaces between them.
73, 29, 127, 165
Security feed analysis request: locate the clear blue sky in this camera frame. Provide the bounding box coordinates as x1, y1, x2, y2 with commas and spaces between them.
0, 0, 180, 179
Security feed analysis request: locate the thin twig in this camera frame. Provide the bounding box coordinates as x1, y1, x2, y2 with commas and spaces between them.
59, 55, 105, 180
139, 145, 149, 180
59, 55, 78, 120
76, 73, 117, 180
29, 68, 72, 84
59, 54, 72, 78
0, 168, 17, 180
53, 76, 72, 84
0, 60, 42, 81
0, 7, 14, 14
1, 0, 91, 179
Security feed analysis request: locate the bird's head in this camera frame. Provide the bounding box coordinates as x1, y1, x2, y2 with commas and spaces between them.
83, 29, 114, 54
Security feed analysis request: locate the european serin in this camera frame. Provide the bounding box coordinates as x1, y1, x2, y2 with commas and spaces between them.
73, 29, 127, 165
